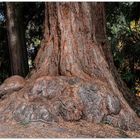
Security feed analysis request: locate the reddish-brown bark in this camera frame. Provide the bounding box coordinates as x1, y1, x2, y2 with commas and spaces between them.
0, 2, 140, 131
34, 2, 140, 124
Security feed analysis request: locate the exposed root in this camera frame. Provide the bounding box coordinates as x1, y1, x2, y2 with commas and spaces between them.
0, 76, 140, 131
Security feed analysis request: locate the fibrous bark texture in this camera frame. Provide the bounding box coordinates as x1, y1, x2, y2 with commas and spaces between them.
0, 2, 140, 131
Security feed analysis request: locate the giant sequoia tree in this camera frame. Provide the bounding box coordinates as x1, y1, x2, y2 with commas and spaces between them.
0, 2, 140, 131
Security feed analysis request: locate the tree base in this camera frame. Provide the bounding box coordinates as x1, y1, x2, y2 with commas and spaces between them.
0, 76, 140, 131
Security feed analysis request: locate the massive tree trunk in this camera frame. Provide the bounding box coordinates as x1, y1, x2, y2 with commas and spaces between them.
6, 3, 29, 77
0, 2, 140, 131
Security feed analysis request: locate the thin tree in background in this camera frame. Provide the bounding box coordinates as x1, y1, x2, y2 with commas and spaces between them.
6, 2, 29, 77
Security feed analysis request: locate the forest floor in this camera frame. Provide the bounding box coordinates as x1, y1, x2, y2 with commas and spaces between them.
0, 120, 140, 138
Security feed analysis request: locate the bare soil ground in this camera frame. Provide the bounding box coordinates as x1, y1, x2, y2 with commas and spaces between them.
0, 120, 140, 138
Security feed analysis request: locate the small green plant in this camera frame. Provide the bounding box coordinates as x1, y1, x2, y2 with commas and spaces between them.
100, 120, 112, 125
19, 120, 30, 126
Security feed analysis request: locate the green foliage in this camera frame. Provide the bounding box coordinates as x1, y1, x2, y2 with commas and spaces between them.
106, 2, 140, 95
23, 2, 44, 68
23, 2, 44, 47
19, 119, 30, 128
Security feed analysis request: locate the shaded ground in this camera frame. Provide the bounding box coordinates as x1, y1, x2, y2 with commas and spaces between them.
0, 120, 140, 138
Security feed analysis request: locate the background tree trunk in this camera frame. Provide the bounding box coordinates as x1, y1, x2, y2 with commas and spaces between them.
1, 2, 140, 131
6, 2, 29, 77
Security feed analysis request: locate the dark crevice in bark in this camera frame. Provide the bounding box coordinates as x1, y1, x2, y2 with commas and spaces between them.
56, 5, 62, 76
90, 3, 96, 43
46, 3, 51, 37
